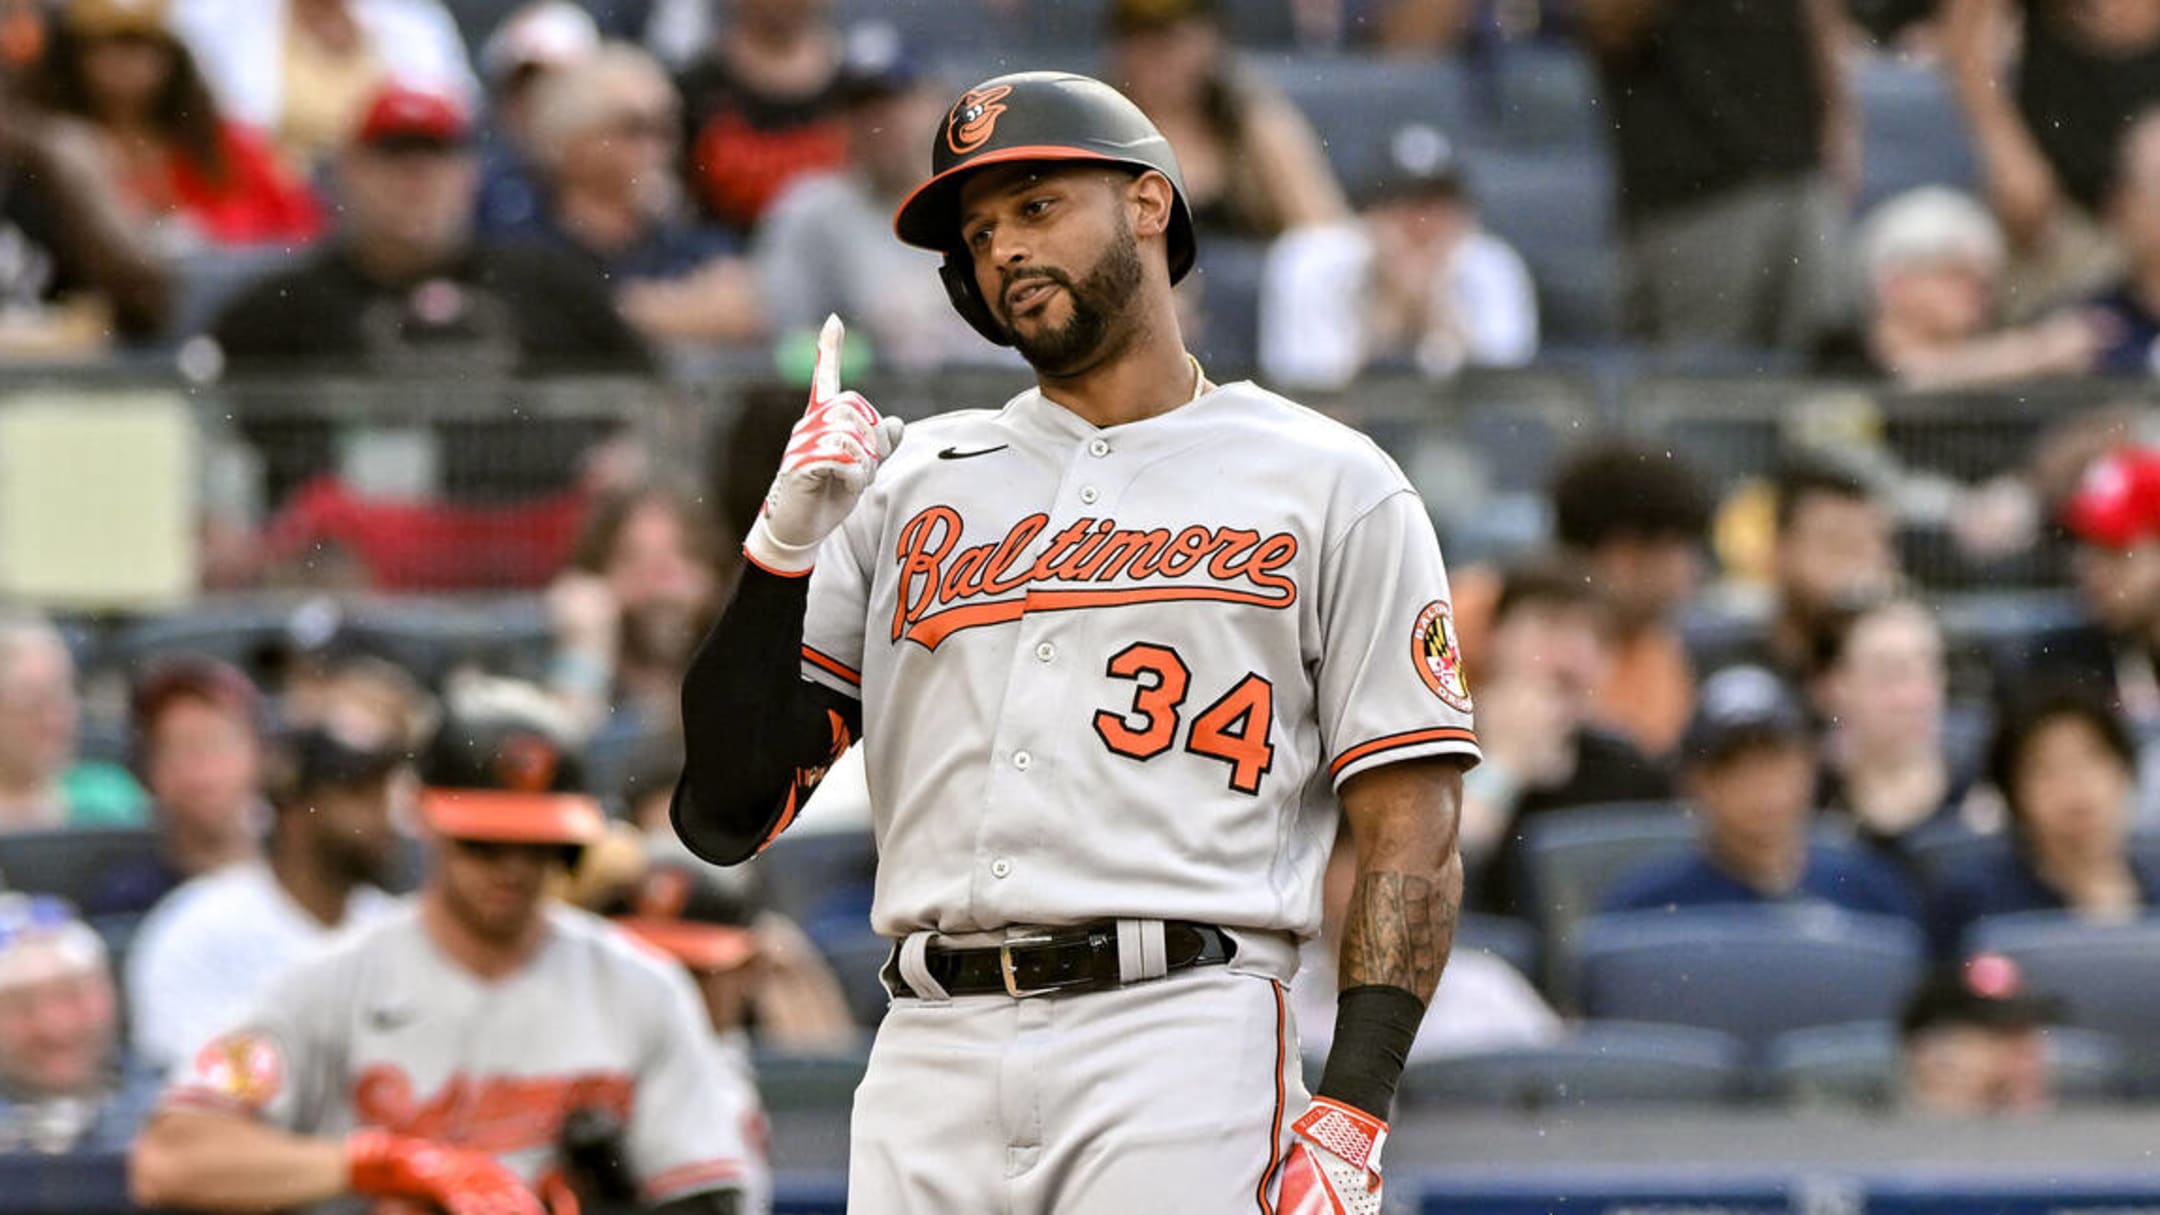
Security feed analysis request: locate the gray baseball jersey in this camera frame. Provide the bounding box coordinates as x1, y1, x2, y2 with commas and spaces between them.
161, 902, 768, 1211
798, 379, 1480, 938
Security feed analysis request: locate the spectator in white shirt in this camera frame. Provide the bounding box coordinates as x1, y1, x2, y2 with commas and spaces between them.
125, 712, 406, 1071
1260, 122, 1537, 390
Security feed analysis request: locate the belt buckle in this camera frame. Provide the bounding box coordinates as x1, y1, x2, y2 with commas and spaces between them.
998, 932, 1058, 998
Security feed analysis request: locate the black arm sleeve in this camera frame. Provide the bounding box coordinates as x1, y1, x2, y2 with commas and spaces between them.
672, 564, 861, 866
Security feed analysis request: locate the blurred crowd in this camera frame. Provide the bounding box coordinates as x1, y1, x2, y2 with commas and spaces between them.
7, 0, 2160, 1203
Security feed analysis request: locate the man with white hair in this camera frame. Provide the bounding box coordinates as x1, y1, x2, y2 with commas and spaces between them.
516, 41, 763, 348
475, 0, 602, 233
1814, 185, 2106, 386
0, 895, 160, 1153
0, 614, 143, 832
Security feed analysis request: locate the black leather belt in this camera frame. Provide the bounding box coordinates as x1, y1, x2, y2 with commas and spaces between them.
883, 921, 1234, 999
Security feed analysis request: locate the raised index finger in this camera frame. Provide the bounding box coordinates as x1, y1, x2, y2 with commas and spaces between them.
811, 313, 844, 404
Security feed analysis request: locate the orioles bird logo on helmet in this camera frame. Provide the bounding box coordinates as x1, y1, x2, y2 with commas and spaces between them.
946, 84, 1012, 155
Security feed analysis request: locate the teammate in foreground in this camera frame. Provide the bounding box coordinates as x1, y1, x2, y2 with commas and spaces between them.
675, 70, 1477, 1213
130, 712, 764, 1215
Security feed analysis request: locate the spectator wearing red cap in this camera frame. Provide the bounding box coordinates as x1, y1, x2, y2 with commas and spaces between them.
1932, 688, 2159, 955
26, 0, 322, 249
1900, 953, 2063, 1116
0, 614, 146, 833
209, 82, 651, 375
2007, 447, 2160, 726
170, 0, 476, 173
517, 43, 762, 348
83, 656, 269, 917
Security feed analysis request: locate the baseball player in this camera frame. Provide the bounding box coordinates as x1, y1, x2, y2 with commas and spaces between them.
674, 70, 1477, 1214
129, 707, 766, 1215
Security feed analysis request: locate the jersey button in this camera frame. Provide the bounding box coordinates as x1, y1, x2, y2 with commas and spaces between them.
991, 858, 1013, 879
1088, 439, 1111, 457
1012, 750, 1033, 771
1035, 642, 1056, 663
1079, 486, 1100, 505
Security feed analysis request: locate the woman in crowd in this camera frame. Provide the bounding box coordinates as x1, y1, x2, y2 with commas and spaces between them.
1810, 596, 1987, 872
1933, 688, 2160, 953
548, 485, 731, 739
28, 0, 320, 249
1106, 0, 1347, 241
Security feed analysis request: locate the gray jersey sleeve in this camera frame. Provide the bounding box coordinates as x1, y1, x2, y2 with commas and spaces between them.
627, 964, 766, 1205
1316, 488, 1482, 788
799, 495, 878, 698
156, 953, 349, 1132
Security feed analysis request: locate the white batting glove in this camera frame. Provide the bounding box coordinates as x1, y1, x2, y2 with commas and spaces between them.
743, 315, 905, 575
1277, 1097, 1387, 1215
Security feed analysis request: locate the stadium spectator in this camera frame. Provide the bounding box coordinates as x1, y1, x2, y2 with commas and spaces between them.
1709, 460, 1899, 684
0, 89, 171, 347
473, 0, 600, 235
2086, 108, 2160, 374
1583, 0, 1850, 351
754, 30, 986, 369
1815, 187, 2108, 385
127, 698, 766, 1215
27, 0, 320, 250
519, 43, 762, 348
0, 615, 144, 832
1601, 666, 1924, 922
82, 657, 267, 917
1106, 0, 1349, 241
677, 0, 849, 234
1808, 597, 1987, 874
1548, 442, 1713, 756
2012, 447, 2160, 725
1295, 821, 1564, 1060
1942, 0, 2160, 318
1259, 122, 1537, 389
210, 83, 651, 375
124, 714, 404, 1072
1462, 560, 1673, 916
0, 896, 160, 1154
1933, 688, 2159, 954
548, 484, 730, 739
1899, 953, 2061, 1116
171, 0, 477, 172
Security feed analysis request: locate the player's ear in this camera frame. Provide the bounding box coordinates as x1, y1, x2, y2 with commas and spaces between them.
1127, 170, 1174, 241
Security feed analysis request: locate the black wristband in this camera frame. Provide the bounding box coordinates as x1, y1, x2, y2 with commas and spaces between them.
1315, 984, 1425, 1120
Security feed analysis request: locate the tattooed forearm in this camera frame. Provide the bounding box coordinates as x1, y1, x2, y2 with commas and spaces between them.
1338, 855, 1463, 1001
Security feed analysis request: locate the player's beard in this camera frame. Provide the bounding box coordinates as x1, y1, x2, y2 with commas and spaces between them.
1001, 215, 1144, 377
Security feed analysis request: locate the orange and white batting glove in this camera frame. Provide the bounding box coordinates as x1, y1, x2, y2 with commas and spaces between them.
347, 1128, 546, 1215
1277, 1097, 1387, 1215
744, 314, 905, 576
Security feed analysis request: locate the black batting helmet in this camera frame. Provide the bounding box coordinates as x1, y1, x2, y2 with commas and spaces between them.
892, 70, 1197, 346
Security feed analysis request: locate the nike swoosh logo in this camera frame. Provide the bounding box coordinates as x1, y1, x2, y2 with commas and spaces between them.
367, 1006, 418, 1032
937, 445, 1009, 460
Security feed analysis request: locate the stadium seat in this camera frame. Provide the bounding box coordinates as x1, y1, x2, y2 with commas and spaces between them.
752, 830, 878, 926
107, 604, 295, 684
1459, 911, 1540, 981
1515, 801, 1694, 984
1465, 147, 1618, 344
1252, 54, 1477, 195
340, 598, 554, 688
1966, 914, 2160, 1051
1902, 830, 2008, 890
0, 830, 160, 908
1766, 1021, 2127, 1108
1396, 1021, 1749, 1109
752, 1044, 872, 1114
1573, 907, 1926, 1051
1188, 237, 1270, 372
1489, 43, 1602, 150
1854, 57, 1980, 212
